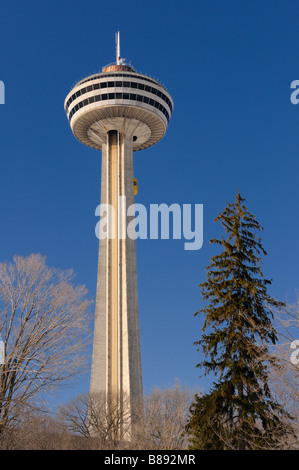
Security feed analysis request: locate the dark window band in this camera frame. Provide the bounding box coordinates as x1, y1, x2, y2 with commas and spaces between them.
65, 80, 173, 114
68, 92, 170, 123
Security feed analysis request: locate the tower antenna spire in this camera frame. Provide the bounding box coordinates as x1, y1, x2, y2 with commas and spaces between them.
116, 31, 121, 65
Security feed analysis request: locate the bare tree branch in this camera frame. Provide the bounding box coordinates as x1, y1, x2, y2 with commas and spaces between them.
0, 254, 92, 431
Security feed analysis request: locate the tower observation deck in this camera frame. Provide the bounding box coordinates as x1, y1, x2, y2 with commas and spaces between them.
64, 32, 173, 434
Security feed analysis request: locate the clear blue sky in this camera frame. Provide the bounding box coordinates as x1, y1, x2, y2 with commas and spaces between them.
0, 0, 298, 405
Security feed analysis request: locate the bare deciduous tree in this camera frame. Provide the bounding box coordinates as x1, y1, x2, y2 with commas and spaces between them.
136, 381, 195, 450
0, 405, 91, 450
267, 299, 299, 448
59, 391, 133, 449
58, 382, 195, 450
0, 254, 92, 433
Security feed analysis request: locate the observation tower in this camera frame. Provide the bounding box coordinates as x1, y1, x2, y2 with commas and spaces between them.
64, 32, 173, 424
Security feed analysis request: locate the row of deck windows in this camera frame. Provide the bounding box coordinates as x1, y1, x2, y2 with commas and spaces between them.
68, 92, 170, 122
66, 80, 172, 114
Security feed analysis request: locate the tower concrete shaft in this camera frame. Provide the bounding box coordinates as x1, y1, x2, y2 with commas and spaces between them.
90, 130, 142, 411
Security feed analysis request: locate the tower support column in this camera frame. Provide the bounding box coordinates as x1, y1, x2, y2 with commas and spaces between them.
90, 129, 142, 431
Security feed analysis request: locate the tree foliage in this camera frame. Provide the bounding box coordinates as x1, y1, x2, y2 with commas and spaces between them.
187, 192, 291, 449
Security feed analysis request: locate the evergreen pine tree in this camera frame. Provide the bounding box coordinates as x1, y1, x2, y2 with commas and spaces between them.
187, 192, 290, 450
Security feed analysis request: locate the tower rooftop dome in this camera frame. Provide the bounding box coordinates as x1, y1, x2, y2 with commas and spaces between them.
102, 63, 135, 73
